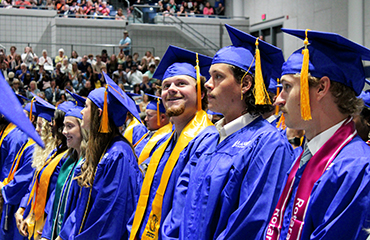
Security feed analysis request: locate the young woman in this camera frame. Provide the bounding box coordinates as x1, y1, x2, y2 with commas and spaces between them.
58, 81, 142, 239
41, 105, 88, 240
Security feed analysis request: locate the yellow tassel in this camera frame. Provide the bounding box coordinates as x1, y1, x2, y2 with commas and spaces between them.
300, 29, 312, 120
275, 78, 280, 115
276, 113, 286, 130
195, 53, 202, 111
29, 97, 35, 121
157, 98, 160, 127
253, 38, 271, 105
99, 85, 111, 133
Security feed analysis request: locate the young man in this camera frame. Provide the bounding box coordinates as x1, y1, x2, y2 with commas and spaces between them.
162, 24, 295, 240
266, 29, 370, 240
128, 45, 218, 240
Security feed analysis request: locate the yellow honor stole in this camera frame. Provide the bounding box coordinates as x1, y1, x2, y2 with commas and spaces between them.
124, 118, 142, 145
138, 123, 173, 165
130, 110, 213, 240
2, 139, 35, 185
0, 123, 16, 147
25, 149, 68, 240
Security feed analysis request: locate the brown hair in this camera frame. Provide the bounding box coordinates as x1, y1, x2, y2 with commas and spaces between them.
229, 65, 274, 116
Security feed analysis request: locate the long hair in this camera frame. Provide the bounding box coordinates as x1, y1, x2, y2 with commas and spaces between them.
65, 118, 89, 162
76, 101, 122, 188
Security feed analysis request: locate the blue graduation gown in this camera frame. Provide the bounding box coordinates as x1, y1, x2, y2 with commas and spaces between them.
1, 141, 35, 240
127, 125, 218, 239
162, 116, 294, 240
276, 135, 370, 240
66, 136, 142, 240
0, 126, 28, 181
132, 124, 149, 146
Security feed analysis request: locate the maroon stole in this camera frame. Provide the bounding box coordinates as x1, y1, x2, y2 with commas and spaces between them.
266, 118, 357, 240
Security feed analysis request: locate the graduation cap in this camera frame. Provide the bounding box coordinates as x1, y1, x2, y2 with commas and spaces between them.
24, 102, 37, 116
359, 90, 370, 109
65, 105, 83, 120
153, 45, 212, 111
57, 101, 77, 114
281, 28, 370, 120
66, 89, 86, 107
31, 94, 56, 122
145, 93, 166, 126
87, 72, 141, 133
16, 94, 29, 105
0, 74, 44, 147
206, 109, 223, 116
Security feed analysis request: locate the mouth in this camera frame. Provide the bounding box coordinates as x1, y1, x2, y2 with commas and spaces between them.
207, 94, 215, 99
166, 96, 183, 102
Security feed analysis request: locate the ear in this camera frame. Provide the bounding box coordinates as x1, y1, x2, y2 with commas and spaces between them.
98, 108, 103, 117
241, 74, 253, 95
315, 76, 331, 101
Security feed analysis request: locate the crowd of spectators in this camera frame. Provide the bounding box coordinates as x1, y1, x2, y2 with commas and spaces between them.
0, 45, 162, 115
155, 0, 224, 17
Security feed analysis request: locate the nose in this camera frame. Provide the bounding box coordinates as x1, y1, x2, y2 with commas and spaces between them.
167, 82, 178, 94
274, 92, 286, 107
62, 127, 68, 136
204, 78, 213, 92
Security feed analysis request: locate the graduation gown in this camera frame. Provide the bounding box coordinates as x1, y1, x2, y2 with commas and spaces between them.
1, 140, 35, 240
162, 116, 294, 240
275, 135, 370, 240
128, 125, 218, 239
65, 136, 142, 240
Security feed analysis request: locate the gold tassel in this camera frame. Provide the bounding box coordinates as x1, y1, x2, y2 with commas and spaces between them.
276, 113, 286, 130
253, 38, 271, 105
195, 53, 202, 111
29, 97, 35, 121
275, 78, 280, 115
99, 85, 111, 133
300, 29, 312, 120
157, 98, 160, 126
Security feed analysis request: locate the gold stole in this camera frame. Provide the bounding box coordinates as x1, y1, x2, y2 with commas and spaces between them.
0, 123, 16, 148
124, 118, 142, 144
138, 123, 173, 165
130, 110, 213, 240
2, 139, 35, 185
25, 149, 68, 240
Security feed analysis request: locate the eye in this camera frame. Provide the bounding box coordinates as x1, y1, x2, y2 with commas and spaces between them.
283, 83, 291, 91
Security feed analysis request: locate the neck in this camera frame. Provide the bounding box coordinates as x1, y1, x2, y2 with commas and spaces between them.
173, 112, 196, 136
223, 106, 246, 125
75, 146, 81, 158
305, 112, 348, 141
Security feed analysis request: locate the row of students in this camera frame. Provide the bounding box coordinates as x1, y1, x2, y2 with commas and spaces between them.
0, 23, 370, 240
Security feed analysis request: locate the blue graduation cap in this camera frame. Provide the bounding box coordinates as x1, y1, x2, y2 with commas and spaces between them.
66, 89, 86, 107
359, 90, 370, 109
24, 102, 37, 116
0, 74, 44, 147
31, 94, 56, 122
206, 109, 223, 116
65, 105, 83, 120
57, 101, 76, 114
16, 94, 29, 105
87, 72, 141, 133
145, 93, 166, 126
281, 28, 370, 120
152, 45, 212, 81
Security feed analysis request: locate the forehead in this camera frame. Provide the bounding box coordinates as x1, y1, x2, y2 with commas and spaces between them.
145, 109, 156, 115
209, 63, 233, 74
162, 75, 196, 85
281, 74, 300, 83
64, 116, 78, 124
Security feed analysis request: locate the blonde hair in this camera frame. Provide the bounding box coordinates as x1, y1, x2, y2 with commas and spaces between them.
65, 118, 88, 161
32, 117, 56, 170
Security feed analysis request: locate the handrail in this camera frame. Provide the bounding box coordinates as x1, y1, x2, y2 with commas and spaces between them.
162, 14, 219, 51
132, 6, 143, 23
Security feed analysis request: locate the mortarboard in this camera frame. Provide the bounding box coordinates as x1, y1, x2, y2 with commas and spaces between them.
31, 94, 56, 122
206, 109, 223, 116
87, 72, 141, 132
57, 101, 77, 114
24, 102, 37, 116
359, 90, 370, 109
65, 105, 83, 119
153, 45, 212, 111
281, 28, 370, 120
16, 94, 29, 105
66, 89, 86, 107
145, 93, 166, 126
0, 74, 44, 147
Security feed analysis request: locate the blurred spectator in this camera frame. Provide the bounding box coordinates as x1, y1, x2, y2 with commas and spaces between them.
74, 75, 85, 93
154, 56, 160, 68
139, 94, 149, 113
123, 54, 134, 72
203, 2, 214, 15
87, 54, 96, 65
63, 5, 71, 17
131, 83, 144, 103
38, 49, 54, 71
69, 62, 81, 88
14, 0, 32, 8
168, 0, 176, 12
45, 79, 61, 104
56, 93, 67, 105
12, 79, 26, 96
11, 54, 22, 73
144, 63, 156, 80
190, 1, 200, 14
0, 53, 9, 68
21, 46, 37, 67
112, 63, 128, 85
78, 55, 91, 73
117, 52, 125, 64
76, 6, 85, 17
177, 5, 188, 17
29, 56, 39, 75
92, 55, 106, 74
70, 50, 82, 63
23, 73, 33, 86
56, 0, 66, 14
69, 0, 79, 14
140, 74, 151, 93
2, 0, 13, 8
98, 1, 110, 16
115, 8, 126, 20
26, 80, 41, 99
215, 2, 224, 15
101, 49, 109, 63
6, 46, 17, 64
46, 0, 55, 9
53, 62, 67, 88
8, 72, 15, 83
133, 52, 141, 66
61, 58, 72, 74
79, 80, 93, 97
55, 48, 68, 64
127, 63, 143, 86
83, 64, 94, 82
35, 64, 51, 90
106, 54, 118, 74
142, 51, 154, 65
119, 30, 131, 56
1, 63, 9, 82
83, 0, 95, 17
16, 63, 30, 83
183, 1, 190, 12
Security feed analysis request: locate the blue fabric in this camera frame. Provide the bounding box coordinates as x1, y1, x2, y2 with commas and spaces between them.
275, 135, 370, 240
66, 136, 142, 240
0, 141, 35, 240
127, 126, 218, 239
359, 90, 370, 108
162, 117, 295, 240
132, 124, 149, 146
